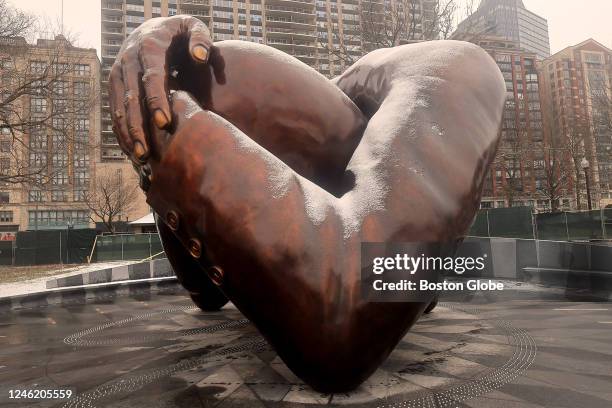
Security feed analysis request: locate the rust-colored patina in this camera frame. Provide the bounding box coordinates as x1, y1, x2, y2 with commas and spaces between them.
109, 16, 506, 393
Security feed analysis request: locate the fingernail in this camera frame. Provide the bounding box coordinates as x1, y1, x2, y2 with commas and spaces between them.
191, 45, 208, 62
153, 109, 169, 128
133, 141, 147, 162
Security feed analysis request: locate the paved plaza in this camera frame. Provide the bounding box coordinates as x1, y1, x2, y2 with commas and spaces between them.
0, 288, 611, 408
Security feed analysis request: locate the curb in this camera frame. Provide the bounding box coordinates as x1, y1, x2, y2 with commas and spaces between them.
0, 276, 183, 313
46, 258, 174, 289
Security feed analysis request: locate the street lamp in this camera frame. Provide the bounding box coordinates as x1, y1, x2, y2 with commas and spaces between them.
581, 158, 592, 211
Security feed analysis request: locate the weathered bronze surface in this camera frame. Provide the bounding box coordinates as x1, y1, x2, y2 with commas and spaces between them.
109, 16, 506, 393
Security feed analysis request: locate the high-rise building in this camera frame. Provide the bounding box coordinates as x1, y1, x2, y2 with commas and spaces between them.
0, 35, 100, 233
100, 0, 439, 160
453, 0, 550, 60
539, 39, 612, 209
100, 0, 440, 223
452, 35, 557, 211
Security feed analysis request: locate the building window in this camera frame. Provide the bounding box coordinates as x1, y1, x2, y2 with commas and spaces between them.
28, 190, 43, 202
29, 61, 47, 74
76, 118, 89, 131
0, 58, 12, 69
53, 171, 69, 185
73, 188, 87, 202
74, 170, 89, 186
30, 98, 47, 113
73, 153, 89, 168
126, 15, 145, 23
29, 152, 45, 167
73, 82, 90, 97
28, 210, 90, 227
0, 141, 11, 152
52, 190, 67, 202
126, 4, 145, 12
0, 157, 9, 175
52, 63, 69, 74
53, 80, 68, 96
0, 211, 13, 223
0, 192, 8, 203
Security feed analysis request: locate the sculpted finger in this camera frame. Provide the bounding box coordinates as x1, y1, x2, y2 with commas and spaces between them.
108, 63, 132, 154
121, 53, 149, 164
139, 36, 172, 129
187, 22, 213, 63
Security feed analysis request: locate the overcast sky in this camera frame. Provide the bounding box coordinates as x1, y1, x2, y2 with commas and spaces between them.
8, 0, 612, 59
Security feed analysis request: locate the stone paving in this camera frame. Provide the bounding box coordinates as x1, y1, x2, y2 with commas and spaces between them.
0, 291, 610, 408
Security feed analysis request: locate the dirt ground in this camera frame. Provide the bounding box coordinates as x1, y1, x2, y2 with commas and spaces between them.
0, 264, 83, 284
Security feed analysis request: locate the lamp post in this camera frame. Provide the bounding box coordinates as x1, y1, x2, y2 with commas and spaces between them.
581, 158, 592, 211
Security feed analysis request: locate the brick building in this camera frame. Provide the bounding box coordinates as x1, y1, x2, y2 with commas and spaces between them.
0, 35, 101, 234
539, 39, 612, 210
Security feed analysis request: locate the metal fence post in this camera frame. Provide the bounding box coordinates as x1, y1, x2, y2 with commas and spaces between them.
486, 210, 491, 237
531, 211, 538, 240
149, 233, 152, 258
601, 207, 606, 240
59, 230, 62, 268
121, 236, 124, 260
564, 211, 570, 241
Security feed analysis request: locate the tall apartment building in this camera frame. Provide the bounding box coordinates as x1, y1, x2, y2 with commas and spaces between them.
539, 39, 612, 209
101, 0, 439, 159
452, 35, 557, 211
0, 35, 100, 234
453, 0, 550, 60
100, 0, 438, 223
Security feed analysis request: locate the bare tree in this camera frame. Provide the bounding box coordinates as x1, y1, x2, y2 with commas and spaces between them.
563, 123, 591, 210
537, 144, 571, 212
0, 9, 98, 192
535, 101, 574, 212
319, 0, 458, 69
0, 0, 36, 38
84, 171, 139, 234
588, 69, 612, 134
589, 73, 612, 198
494, 130, 527, 207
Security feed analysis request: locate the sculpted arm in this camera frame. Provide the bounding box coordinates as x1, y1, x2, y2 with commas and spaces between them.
145, 41, 505, 393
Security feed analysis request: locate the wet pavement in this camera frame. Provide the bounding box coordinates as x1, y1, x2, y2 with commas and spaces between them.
0, 289, 611, 408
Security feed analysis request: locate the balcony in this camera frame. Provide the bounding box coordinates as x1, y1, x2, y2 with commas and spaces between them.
265, 17, 315, 28
101, 149, 126, 160
102, 15, 123, 26
181, 0, 209, 6
265, 5, 314, 16
266, 0, 316, 8
102, 2, 123, 12
102, 29, 124, 38
266, 27, 316, 40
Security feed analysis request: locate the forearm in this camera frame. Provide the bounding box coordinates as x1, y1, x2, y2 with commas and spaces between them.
147, 109, 343, 268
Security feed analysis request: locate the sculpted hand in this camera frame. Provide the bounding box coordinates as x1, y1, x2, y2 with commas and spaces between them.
108, 15, 213, 164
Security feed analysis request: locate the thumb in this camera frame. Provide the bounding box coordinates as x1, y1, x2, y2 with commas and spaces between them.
147, 91, 202, 160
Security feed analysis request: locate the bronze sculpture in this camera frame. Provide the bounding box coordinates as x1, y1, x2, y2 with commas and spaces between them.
109, 15, 505, 393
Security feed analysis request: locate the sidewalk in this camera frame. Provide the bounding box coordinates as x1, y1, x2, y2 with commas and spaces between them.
0, 260, 139, 298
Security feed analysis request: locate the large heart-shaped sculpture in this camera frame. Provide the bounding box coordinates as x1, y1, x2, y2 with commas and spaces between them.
138, 40, 505, 393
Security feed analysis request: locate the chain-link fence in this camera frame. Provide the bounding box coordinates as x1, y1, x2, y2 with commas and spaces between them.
469, 207, 612, 241
93, 233, 164, 262
4, 229, 98, 266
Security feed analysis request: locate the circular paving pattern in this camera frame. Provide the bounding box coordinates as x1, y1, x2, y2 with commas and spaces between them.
59, 302, 536, 408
